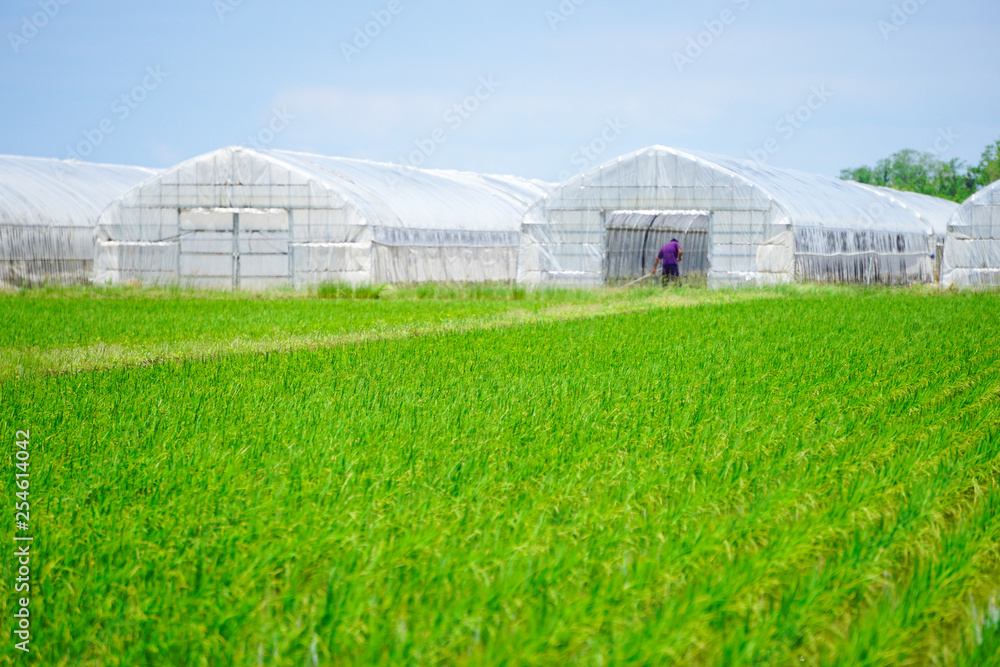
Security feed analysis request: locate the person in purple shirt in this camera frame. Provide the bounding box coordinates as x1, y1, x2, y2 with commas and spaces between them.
651, 238, 683, 284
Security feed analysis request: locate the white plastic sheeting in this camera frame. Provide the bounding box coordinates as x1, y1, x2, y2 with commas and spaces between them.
0, 155, 157, 287
942, 180, 1000, 288
604, 210, 710, 280
95, 147, 549, 288
856, 184, 958, 239
518, 146, 951, 288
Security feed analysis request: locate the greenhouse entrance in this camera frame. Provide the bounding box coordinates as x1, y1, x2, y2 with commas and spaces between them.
604, 210, 710, 281
179, 208, 290, 288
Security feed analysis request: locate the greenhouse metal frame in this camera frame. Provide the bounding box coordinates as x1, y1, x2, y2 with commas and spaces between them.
941, 180, 1000, 288
95, 146, 549, 288
0, 155, 157, 287
517, 146, 957, 288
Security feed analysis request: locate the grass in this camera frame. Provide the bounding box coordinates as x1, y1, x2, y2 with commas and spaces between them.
1, 286, 998, 665
314, 282, 387, 300
0, 282, 760, 376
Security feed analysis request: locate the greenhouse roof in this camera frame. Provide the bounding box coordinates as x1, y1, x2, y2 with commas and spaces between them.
115, 146, 551, 232
855, 184, 958, 238
0, 155, 158, 229
679, 148, 938, 235
954, 179, 1000, 215
946, 179, 1000, 239
551, 146, 940, 236
269, 148, 552, 231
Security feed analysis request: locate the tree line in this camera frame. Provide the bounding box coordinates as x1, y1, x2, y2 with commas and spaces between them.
840, 137, 1000, 202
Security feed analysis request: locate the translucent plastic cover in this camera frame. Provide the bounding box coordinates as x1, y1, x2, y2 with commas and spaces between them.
856, 185, 958, 239
96, 147, 550, 288
942, 180, 1000, 288
517, 146, 954, 287
0, 155, 157, 286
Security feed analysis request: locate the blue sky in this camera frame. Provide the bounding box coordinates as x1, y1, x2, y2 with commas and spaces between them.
2, 0, 997, 181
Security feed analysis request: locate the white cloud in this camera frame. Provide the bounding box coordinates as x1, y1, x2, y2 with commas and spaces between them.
145, 139, 183, 168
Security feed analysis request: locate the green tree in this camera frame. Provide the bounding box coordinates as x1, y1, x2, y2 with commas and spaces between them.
970, 138, 1000, 187
840, 149, 977, 202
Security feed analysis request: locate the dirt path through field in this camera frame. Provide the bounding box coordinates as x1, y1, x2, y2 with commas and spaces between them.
3, 290, 778, 376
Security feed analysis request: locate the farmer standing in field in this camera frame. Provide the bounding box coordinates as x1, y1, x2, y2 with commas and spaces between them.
651, 237, 683, 285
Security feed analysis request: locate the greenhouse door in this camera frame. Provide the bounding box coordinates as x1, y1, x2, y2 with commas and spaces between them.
179, 209, 290, 288
236, 210, 290, 289
604, 210, 711, 281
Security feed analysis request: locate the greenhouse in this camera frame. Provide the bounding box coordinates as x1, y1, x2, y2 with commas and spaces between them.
855, 185, 957, 240
0, 155, 157, 287
95, 146, 549, 288
517, 146, 953, 288
854, 184, 959, 281
941, 179, 1000, 288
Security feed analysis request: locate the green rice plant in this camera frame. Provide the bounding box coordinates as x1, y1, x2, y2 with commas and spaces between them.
392, 282, 527, 301
1, 289, 997, 665
0, 283, 766, 376
314, 281, 386, 300
0, 289, 543, 361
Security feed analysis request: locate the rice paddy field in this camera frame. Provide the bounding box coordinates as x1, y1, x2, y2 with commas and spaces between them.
1, 284, 999, 665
